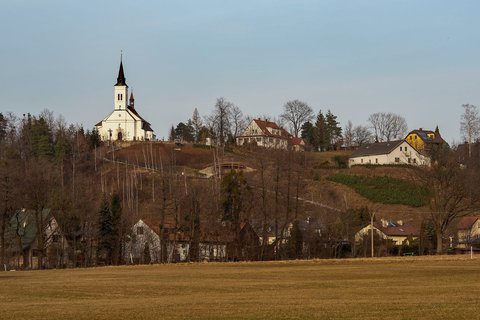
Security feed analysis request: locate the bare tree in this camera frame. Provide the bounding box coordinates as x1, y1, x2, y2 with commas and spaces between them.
229, 104, 247, 141
280, 100, 314, 138
352, 125, 373, 146
460, 104, 480, 158
420, 148, 476, 254
344, 121, 354, 149
368, 112, 407, 142
207, 97, 233, 146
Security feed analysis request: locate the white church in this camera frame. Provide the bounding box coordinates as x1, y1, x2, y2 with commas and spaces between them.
96, 59, 154, 141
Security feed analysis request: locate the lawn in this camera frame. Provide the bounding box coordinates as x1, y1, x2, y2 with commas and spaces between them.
327, 174, 428, 207
1, 256, 479, 319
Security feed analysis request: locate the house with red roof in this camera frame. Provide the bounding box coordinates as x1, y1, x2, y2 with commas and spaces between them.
355, 219, 420, 246
236, 119, 292, 150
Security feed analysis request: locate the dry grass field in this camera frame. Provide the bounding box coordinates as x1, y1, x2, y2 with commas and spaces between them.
1, 256, 479, 320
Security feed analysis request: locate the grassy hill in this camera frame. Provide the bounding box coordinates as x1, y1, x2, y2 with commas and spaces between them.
1, 257, 478, 319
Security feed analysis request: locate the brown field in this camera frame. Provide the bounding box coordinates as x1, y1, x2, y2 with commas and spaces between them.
1, 256, 479, 320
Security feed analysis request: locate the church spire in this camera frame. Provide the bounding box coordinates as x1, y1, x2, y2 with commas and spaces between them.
115, 55, 126, 86
129, 90, 135, 108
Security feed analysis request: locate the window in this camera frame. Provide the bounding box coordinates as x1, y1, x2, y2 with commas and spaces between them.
395, 157, 400, 163
256, 137, 261, 142
408, 158, 411, 163
400, 147, 402, 151
375, 158, 378, 163
361, 159, 363, 163
137, 227, 144, 235
413, 159, 417, 164
405, 147, 407, 151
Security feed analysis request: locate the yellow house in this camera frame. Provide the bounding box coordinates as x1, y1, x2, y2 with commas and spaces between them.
405, 127, 443, 151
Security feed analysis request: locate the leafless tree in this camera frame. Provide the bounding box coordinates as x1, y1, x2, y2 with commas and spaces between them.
206, 97, 233, 146
420, 148, 476, 254
229, 104, 247, 141
368, 112, 407, 142
343, 121, 354, 149
280, 100, 314, 138
460, 104, 480, 158
353, 125, 373, 146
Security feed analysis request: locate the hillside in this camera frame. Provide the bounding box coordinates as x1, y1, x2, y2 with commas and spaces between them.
108, 144, 429, 225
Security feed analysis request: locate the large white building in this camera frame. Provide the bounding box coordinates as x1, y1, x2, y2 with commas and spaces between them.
96, 60, 154, 141
348, 140, 429, 167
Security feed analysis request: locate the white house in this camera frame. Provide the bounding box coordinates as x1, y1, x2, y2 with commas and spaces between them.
355, 219, 420, 246
348, 140, 428, 167
96, 59, 154, 142
455, 216, 480, 248
236, 119, 291, 150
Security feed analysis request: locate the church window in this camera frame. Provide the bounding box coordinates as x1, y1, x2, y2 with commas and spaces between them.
117, 94, 123, 101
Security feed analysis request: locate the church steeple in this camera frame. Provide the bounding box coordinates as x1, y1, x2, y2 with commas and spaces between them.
114, 55, 128, 110
129, 91, 135, 109
115, 59, 126, 86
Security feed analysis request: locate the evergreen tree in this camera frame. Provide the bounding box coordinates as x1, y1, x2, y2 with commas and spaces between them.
110, 193, 122, 265
325, 110, 342, 150
221, 170, 251, 259
300, 121, 315, 146
98, 197, 113, 265
191, 108, 203, 142
314, 110, 327, 151
168, 125, 175, 142
286, 220, 303, 259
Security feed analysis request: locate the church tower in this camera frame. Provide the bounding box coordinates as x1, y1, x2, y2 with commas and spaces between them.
96, 56, 154, 142
114, 58, 128, 110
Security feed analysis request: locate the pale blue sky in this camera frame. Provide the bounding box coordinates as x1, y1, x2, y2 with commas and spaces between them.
1, 0, 479, 142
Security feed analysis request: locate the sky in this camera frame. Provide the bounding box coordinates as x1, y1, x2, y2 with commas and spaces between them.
1, 0, 480, 143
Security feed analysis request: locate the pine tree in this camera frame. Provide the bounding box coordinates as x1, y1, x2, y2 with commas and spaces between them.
110, 193, 122, 265
191, 108, 203, 142
314, 110, 327, 151
325, 110, 342, 150
168, 125, 175, 142
300, 121, 315, 147
98, 197, 113, 265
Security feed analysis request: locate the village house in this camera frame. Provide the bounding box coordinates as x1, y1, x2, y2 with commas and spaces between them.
124, 219, 260, 263
290, 137, 306, 152
4, 209, 70, 269
454, 216, 480, 249
355, 219, 420, 246
236, 119, 291, 150
96, 58, 154, 142
348, 140, 429, 167
405, 127, 444, 152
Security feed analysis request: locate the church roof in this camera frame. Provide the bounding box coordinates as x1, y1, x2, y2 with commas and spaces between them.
115, 61, 126, 86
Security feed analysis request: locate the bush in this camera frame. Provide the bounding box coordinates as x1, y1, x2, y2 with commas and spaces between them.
327, 174, 428, 207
